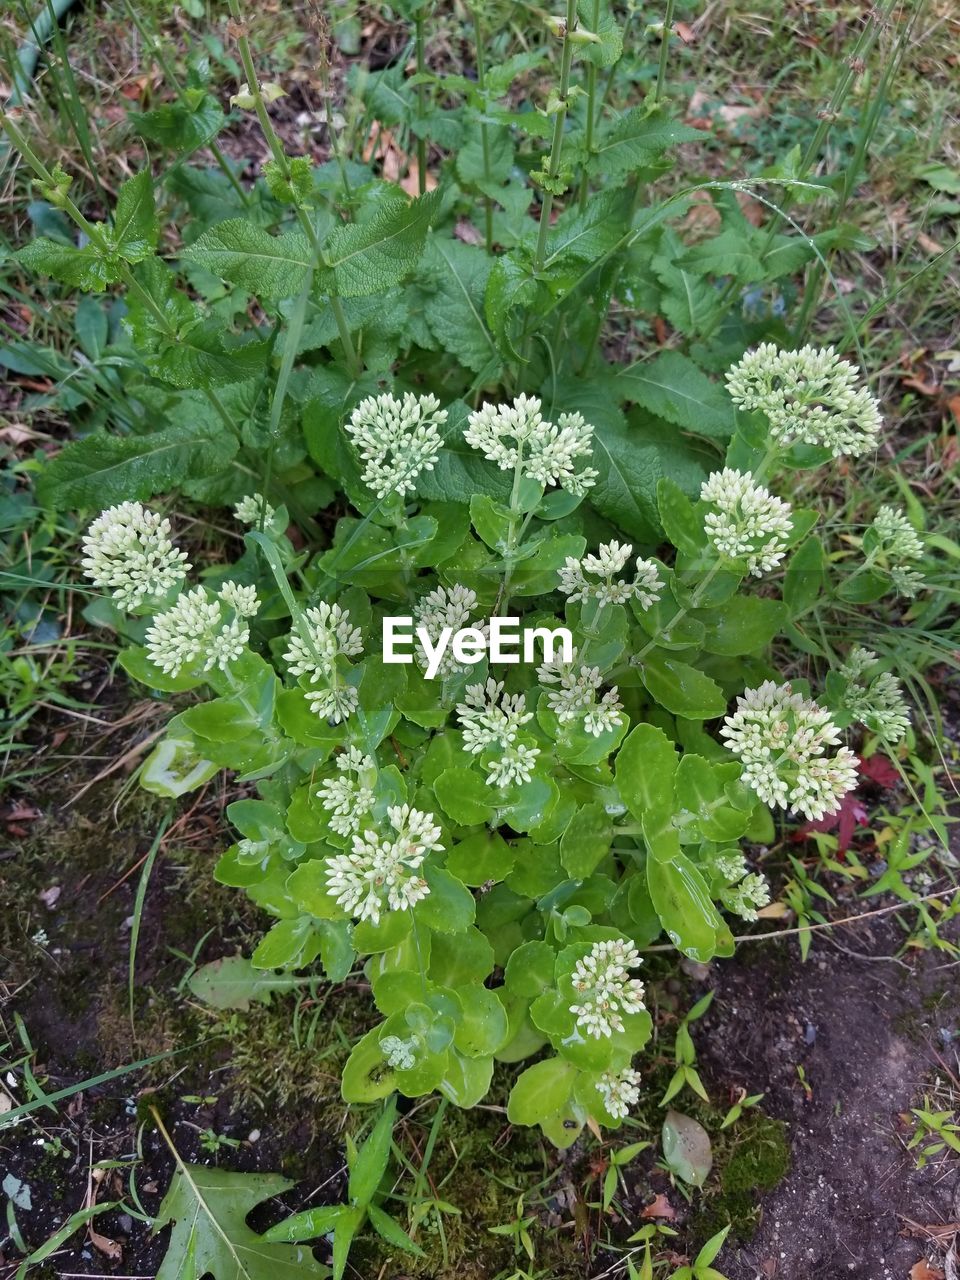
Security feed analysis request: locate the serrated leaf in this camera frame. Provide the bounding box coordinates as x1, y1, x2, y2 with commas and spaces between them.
616, 352, 734, 438
131, 93, 226, 153
590, 418, 662, 541
15, 237, 117, 291
421, 238, 501, 376
114, 169, 158, 263
36, 423, 238, 508
153, 1165, 326, 1280
154, 327, 270, 388
586, 108, 704, 182
316, 189, 441, 297
183, 219, 312, 298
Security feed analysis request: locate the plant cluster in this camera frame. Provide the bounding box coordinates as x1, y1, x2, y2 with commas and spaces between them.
74, 342, 918, 1145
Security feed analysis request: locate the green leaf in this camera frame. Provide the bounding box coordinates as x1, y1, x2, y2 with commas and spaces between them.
417, 866, 477, 934
577, 0, 622, 66
560, 802, 613, 879
617, 723, 678, 818
453, 987, 509, 1057
187, 956, 303, 1011
421, 237, 501, 376
617, 352, 735, 438
590, 417, 662, 541
657, 476, 706, 556
154, 328, 271, 389
114, 170, 158, 263
367, 1203, 425, 1257
153, 1165, 326, 1280
445, 830, 516, 886
700, 596, 786, 656
36, 423, 238, 508
784, 536, 825, 615
506, 1057, 577, 1126
316, 189, 441, 297
586, 107, 704, 182
661, 1109, 713, 1188
640, 651, 728, 720
348, 1096, 396, 1206
695, 1225, 731, 1268
16, 237, 117, 292
434, 767, 496, 825
183, 219, 312, 298
131, 93, 226, 153
647, 855, 723, 961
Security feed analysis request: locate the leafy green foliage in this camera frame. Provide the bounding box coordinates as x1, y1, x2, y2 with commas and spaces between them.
152, 1165, 326, 1280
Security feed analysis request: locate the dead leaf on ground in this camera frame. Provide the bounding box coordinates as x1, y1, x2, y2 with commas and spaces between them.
455, 218, 485, 246
675, 20, 697, 43
910, 1262, 945, 1280
362, 120, 437, 196
88, 1223, 122, 1261
641, 1193, 676, 1220
39, 885, 61, 909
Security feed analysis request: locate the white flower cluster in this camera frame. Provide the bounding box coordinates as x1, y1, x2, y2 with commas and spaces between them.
234, 492, 276, 526
558, 540, 663, 608
700, 469, 793, 577
145, 581, 260, 676
721, 681, 859, 821
345, 392, 446, 498
325, 804, 443, 925
465, 394, 599, 495
838, 647, 910, 744
414, 584, 486, 679
569, 938, 645, 1038
284, 602, 363, 723
726, 343, 881, 457
381, 1035, 417, 1071
456, 678, 540, 788
870, 505, 925, 597
596, 1067, 642, 1120
722, 872, 771, 923
316, 746, 377, 837
82, 502, 189, 610
538, 649, 623, 737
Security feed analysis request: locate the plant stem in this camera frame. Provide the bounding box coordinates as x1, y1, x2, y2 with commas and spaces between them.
414, 12, 428, 195
577, 0, 601, 211
226, 0, 361, 376
655, 0, 677, 101
534, 0, 579, 272
472, 5, 495, 252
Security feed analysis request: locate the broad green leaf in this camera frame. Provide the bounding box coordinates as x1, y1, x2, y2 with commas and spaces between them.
187, 956, 303, 1011
316, 189, 441, 297
155, 328, 271, 389
184, 219, 312, 298
640, 650, 728, 720
699, 596, 786, 656
577, 0, 622, 66
586, 108, 704, 182
784, 536, 825, 615
439, 1050, 495, 1108
445, 830, 516, 886
434, 767, 496, 825
661, 1109, 713, 1187
617, 352, 735, 438
417, 865, 477, 934
113, 169, 158, 263
657, 476, 705, 556
504, 940, 557, 998
616, 723, 678, 818
420, 237, 501, 376
590, 417, 662, 542
560, 802, 613, 879
453, 987, 509, 1057
647, 854, 723, 961
36, 423, 238, 508
130, 92, 226, 153
16, 237, 117, 291
506, 1057, 577, 1126
153, 1165, 326, 1280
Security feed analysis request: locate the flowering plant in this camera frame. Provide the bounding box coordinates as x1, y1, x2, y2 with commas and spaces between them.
77, 346, 917, 1144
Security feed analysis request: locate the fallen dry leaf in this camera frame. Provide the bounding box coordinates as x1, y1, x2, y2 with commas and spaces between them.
642, 1193, 677, 1221
88, 1223, 122, 1262
675, 20, 696, 43
910, 1262, 945, 1280
455, 218, 484, 246
39, 885, 61, 909
946, 396, 960, 427
362, 120, 437, 196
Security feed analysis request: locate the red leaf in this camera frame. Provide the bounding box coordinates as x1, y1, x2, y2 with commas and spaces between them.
859, 753, 899, 788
